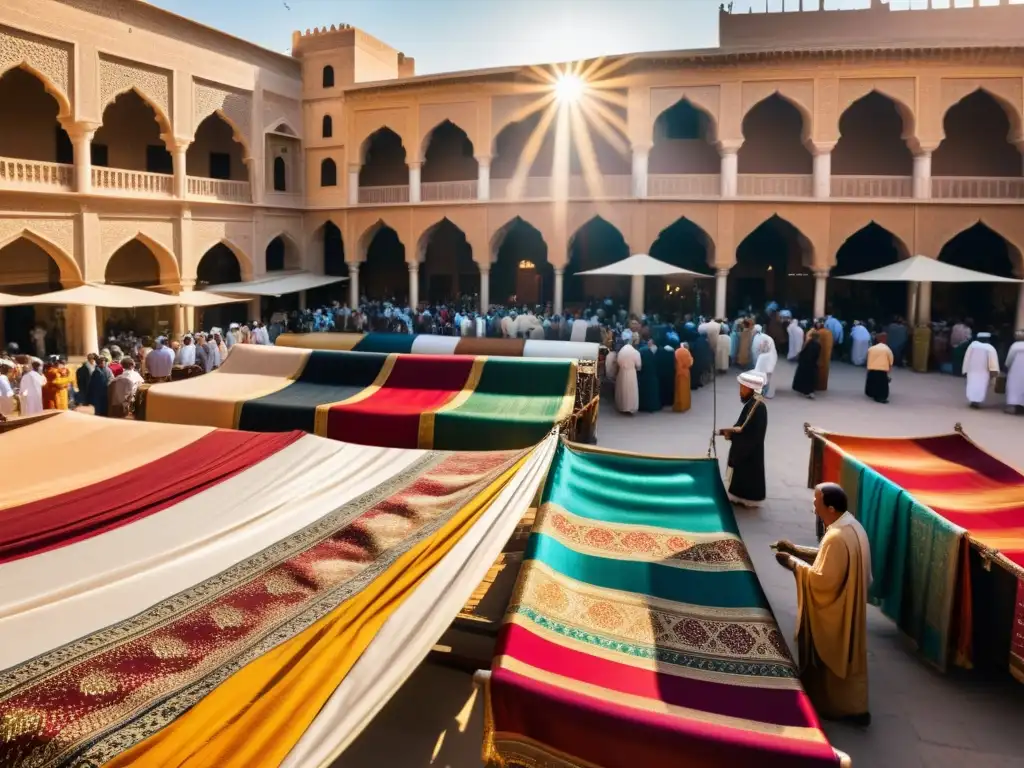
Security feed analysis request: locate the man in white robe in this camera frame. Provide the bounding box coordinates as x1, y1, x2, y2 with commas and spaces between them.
614, 331, 641, 414
750, 324, 765, 369
19, 360, 45, 415
962, 332, 999, 408
849, 321, 871, 366
1004, 330, 1024, 414
570, 314, 588, 342
0, 360, 15, 416
754, 335, 778, 398
715, 326, 731, 373
787, 318, 804, 361
701, 318, 722, 345
176, 335, 197, 367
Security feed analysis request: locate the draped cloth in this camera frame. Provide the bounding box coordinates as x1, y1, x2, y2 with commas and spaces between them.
807, 428, 1023, 677
484, 441, 844, 768
674, 346, 693, 412
815, 330, 834, 391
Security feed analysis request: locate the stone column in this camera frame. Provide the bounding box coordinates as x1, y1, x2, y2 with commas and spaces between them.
347, 262, 360, 308
173, 305, 185, 340
630, 274, 644, 318
907, 282, 919, 327
408, 262, 419, 309
479, 266, 490, 312
719, 146, 739, 198
631, 145, 649, 199
813, 270, 828, 319
68, 124, 97, 195
553, 268, 565, 316
715, 268, 729, 319
408, 162, 422, 203
913, 152, 932, 200
78, 304, 99, 356
476, 156, 491, 201
348, 164, 360, 205
812, 147, 832, 199
917, 281, 932, 326
298, 290, 307, 311
168, 140, 189, 199
1016, 280, 1024, 332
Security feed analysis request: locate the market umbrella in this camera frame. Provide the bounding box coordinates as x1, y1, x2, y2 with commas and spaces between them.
0, 283, 183, 307
202, 271, 347, 297
834, 255, 1022, 284
575, 253, 712, 316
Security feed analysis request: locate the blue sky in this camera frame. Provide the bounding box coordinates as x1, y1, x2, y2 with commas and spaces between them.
149, 0, 1009, 74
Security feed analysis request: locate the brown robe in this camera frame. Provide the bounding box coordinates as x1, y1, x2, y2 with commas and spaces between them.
673, 347, 693, 412
815, 329, 833, 391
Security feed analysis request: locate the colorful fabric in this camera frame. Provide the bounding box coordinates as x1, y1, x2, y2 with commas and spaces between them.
1013, 580, 1024, 683
275, 332, 599, 361
145, 347, 579, 451
485, 441, 842, 768
353, 331, 416, 354
809, 429, 1024, 676
0, 412, 535, 767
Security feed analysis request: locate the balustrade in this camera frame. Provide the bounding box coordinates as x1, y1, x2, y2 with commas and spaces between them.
737, 174, 814, 197
647, 174, 720, 198
931, 176, 1024, 200
0, 157, 73, 191
358, 184, 410, 204
830, 175, 913, 198
186, 176, 251, 203
420, 179, 478, 202
92, 167, 172, 196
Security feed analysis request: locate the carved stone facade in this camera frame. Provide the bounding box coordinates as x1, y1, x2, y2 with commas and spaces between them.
0, 215, 76, 267
263, 91, 302, 137
0, 24, 72, 112
194, 80, 253, 155
99, 55, 172, 128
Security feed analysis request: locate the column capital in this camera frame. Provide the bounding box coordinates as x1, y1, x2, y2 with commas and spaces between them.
630, 142, 653, 154
554, 267, 565, 276
716, 140, 742, 155
346, 260, 360, 271
715, 268, 730, 278
407, 261, 419, 272
908, 139, 939, 157
348, 162, 362, 173
474, 154, 492, 166
813, 269, 830, 279
62, 120, 100, 141
408, 161, 423, 171
808, 141, 835, 157
478, 262, 491, 273
161, 135, 192, 153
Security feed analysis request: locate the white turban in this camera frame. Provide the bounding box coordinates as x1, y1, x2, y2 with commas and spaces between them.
754, 324, 763, 333
622, 329, 633, 342
737, 371, 766, 393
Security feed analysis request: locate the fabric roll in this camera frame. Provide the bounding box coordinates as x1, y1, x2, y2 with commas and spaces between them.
353, 332, 416, 354
274, 332, 363, 351
522, 339, 599, 361
410, 335, 460, 355
454, 336, 526, 357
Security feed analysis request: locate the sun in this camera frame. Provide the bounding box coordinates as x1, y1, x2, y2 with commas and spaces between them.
554, 72, 586, 103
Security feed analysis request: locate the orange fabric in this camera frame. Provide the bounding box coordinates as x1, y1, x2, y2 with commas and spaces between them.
815, 330, 833, 391
673, 347, 693, 413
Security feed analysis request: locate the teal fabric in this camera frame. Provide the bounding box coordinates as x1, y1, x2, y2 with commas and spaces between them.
857, 464, 911, 622
353, 332, 415, 354
905, 500, 962, 669
542, 445, 739, 535
525, 532, 765, 609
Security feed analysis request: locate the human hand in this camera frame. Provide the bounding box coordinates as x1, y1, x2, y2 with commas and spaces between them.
773, 540, 796, 555
775, 551, 793, 570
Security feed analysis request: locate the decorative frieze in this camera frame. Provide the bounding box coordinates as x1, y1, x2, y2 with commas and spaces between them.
0, 25, 72, 112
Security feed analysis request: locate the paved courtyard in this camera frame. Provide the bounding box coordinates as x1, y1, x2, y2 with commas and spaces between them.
338, 361, 1024, 768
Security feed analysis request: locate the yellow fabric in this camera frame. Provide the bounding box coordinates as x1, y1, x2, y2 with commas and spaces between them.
275, 332, 363, 350
866, 343, 893, 372
794, 524, 869, 718
673, 347, 692, 413
0, 412, 213, 510
416, 356, 487, 449
107, 453, 530, 768
815, 329, 834, 391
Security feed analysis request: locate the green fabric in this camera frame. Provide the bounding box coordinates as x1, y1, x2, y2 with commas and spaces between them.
839, 453, 862, 525
432, 358, 573, 451
905, 500, 962, 670
542, 445, 740, 535
525, 533, 764, 609
353, 332, 415, 354
856, 463, 911, 622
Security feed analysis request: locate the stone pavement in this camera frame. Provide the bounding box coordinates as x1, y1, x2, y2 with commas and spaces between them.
337, 361, 1024, 768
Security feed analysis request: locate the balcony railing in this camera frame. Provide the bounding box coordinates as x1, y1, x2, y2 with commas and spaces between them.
358, 185, 409, 205
421, 179, 477, 202
187, 176, 251, 203
831, 175, 913, 199
737, 173, 813, 197
931, 176, 1024, 200
490, 176, 553, 201
92, 167, 172, 197
569, 174, 632, 199
648, 174, 720, 198
0, 157, 74, 192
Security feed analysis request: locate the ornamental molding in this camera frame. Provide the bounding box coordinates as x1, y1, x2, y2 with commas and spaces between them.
194, 79, 253, 153
0, 217, 76, 264
99, 55, 172, 127
0, 24, 72, 114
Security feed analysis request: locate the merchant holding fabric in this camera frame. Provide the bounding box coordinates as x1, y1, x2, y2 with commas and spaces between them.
718, 371, 768, 507
773, 483, 871, 725
962, 331, 999, 408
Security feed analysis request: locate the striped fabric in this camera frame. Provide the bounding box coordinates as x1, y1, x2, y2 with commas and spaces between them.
274, 332, 600, 361
144, 345, 577, 451
484, 441, 844, 768
0, 412, 540, 767
808, 428, 1024, 682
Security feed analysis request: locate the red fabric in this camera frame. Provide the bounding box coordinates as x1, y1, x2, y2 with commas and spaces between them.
326, 354, 475, 448
0, 429, 302, 564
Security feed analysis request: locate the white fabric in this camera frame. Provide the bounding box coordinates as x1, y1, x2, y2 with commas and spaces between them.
410, 335, 460, 356
0, 436, 422, 669
715, 334, 730, 372
787, 321, 804, 360
0, 374, 13, 415
475, 317, 486, 337
570, 319, 588, 342
281, 434, 558, 768
754, 337, 777, 397
574, 253, 711, 278
1005, 341, 1024, 407
109, 371, 143, 408
604, 350, 618, 383
615, 344, 641, 413
850, 325, 871, 366
701, 320, 721, 341
962, 340, 999, 404
750, 332, 765, 368
18, 370, 44, 415
500, 316, 513, 338
175, 343, 196, 367
737, 371, 766, 393
204, 271, 347, 296
145, 346, 175, 378
836, 254, 1023, 284
832, 511, 873, 590
522, 340, 599, 361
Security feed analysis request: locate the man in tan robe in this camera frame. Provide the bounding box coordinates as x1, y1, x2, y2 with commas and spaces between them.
773, 482, 871, 726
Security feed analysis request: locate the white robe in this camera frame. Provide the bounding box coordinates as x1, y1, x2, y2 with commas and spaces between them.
0, 374, 14, 416
750, 332, 765, 368
962, 341, 999, 404
176, 344, 196, 367
605, 350, 618, 383
19, 369, 45, 415
715, 334, 731, 372
850, 325, 871, 367
614, 344, 641, 414
754, 336, 779, 397
570, 319, 588, 342
1005, 341, 1024, 407
787, 322, 804, 361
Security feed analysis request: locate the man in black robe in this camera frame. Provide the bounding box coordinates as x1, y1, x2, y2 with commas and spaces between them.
655, 343, 677, 408
719, 371, 768, 507
792, 329, 821, 399
75, 353, 97, 408
88, 356, 114, 417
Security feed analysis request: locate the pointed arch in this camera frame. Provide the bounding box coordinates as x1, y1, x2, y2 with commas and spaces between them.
357, 218, 405, 262
935, 89, 1024, 178
201, 109, 251, 160
741, 89, 813, 140
421, 119, 478, 183
834, 92, 915, 177
416, 217, 479, 303
732, 214, 815, 313
740, 93, 812, 175
566, 215, 631, 305
100, 85, 172, 136
205, 237, 253, 281
830, 221, 911, 320
0, 227, 81, 284
0, 62, 71, 118
939, 219, 1023, 277
489, 216, 551, 307
646, 216, 716, 315
320, 157, 338, 187
652, 96, 720, 145
264, 232, 302, 272
103, 232, 179, 284
188, 112, 249, 181
940, 86, 1024, 146
420, 119, 476, 163
934, 220, 1022, 325
359, 127, 409, 188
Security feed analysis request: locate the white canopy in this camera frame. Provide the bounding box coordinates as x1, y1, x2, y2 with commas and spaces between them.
204, 271, 348, 297
0, 283, 248, 308
836, 255, 1022, 284
574, 253, 712, 278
